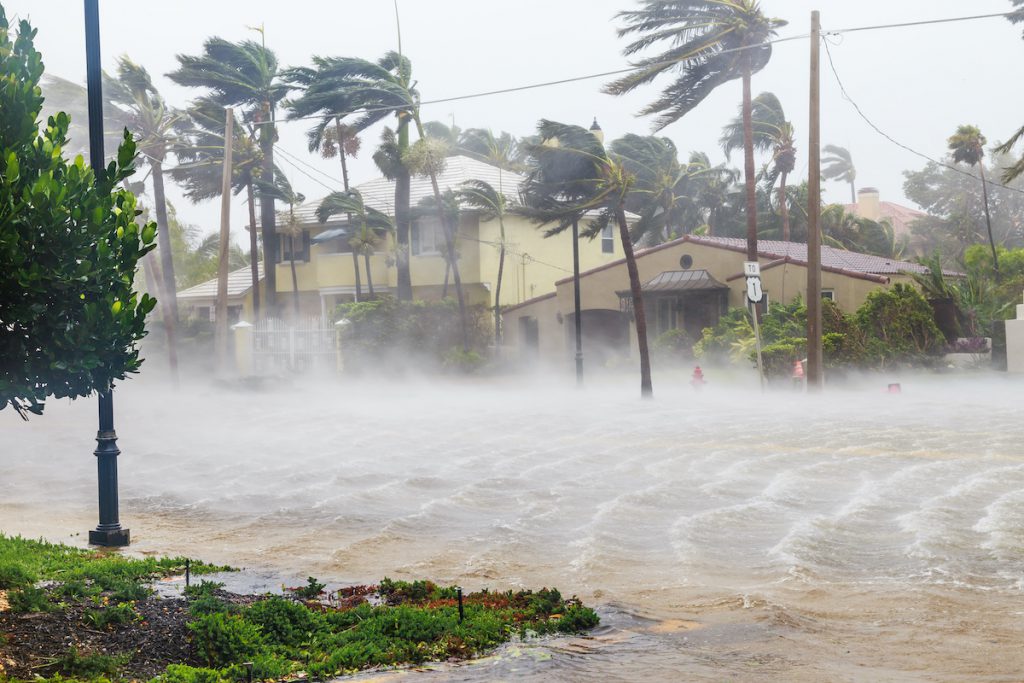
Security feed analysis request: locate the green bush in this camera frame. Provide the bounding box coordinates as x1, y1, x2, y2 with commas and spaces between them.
53, 647, 127, 678
335, 297, 492, 373
652, 328, 694, 362
83, 602, 140, 629
188, 612, 265, 667
245, 597, 321, 648
855, 283, 944, 363
0, 562, 36, 589
9, 585, 51, 613
221, 654, 293, 682
156, 664, 228, 683
184, 579, 225, 600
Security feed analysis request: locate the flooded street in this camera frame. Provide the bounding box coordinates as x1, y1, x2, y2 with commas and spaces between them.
3, 373, 1023, 681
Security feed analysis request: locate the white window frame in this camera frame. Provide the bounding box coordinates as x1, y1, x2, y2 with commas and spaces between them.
601, 224, 615, 254
412, 216, 444, 256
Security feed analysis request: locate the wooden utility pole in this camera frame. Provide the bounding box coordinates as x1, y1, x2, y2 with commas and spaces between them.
806, 11, 823, 389
215, 107, 235, 370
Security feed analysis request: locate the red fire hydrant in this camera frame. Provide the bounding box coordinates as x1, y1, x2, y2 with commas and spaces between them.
792, 359, 804, 388
691, 365, 706, 389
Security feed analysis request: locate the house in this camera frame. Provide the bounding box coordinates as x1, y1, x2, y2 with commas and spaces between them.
264, 155, 624, 319
503, 234, 951, 364
845, 187, 926, 254
177, 263, 263, 324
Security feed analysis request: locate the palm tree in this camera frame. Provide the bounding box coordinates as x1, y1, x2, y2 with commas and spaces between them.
605, 0, 786, 263
518, 120, 653, 398
611, 134, 697, 244
258, 174, 305, 315
721, 92, 796, 240
458, 128, 522, 171
456, 179, 516, 344
948, 125, 1000, 281
282, 52, 418, 300
168, 31, 291, 311
315, 190, 394, 297
104, 57, 188, 321
172, 97, 270, 318
822, 144, 857, 203
284, 63, 365, 299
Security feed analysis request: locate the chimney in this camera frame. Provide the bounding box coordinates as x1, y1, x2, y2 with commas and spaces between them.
589, 118, 604, 144
856, 187, 880, 221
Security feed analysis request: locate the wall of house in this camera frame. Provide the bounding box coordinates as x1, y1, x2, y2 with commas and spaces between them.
477, 214, 620, 308
503, 294, 563, 363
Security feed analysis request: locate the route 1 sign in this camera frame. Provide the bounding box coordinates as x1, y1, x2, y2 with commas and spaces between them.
743, 261, 761, 277
746, 276, 763, 303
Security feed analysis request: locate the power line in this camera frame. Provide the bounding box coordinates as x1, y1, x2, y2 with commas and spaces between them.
821, 35, 1024, 197
273, 145, 340, 193
825, 11, 1015, 36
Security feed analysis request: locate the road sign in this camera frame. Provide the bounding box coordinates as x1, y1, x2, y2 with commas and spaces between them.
743, 261, 761, 277
746, 276, 763, 303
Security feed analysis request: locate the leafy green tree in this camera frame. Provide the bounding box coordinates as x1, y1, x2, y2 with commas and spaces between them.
721, 92, 796, 239
612, 134, 699, 244
996, 0, 1024, 181
821, 145, 857, 204
168, 31, 291, 311
257, 174, 305, 315
518, 120, 654, 397
456, 179, 516, 344
458, 128, 523, 172
316, 190, 394, 297
820, 204, 906, 259
0, 10, 157, 416
605, 0, 786, 262
948, 124, 1000, 280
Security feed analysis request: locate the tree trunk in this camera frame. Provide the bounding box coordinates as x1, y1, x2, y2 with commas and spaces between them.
616, 206, 652, 398
144, 251, 179, 387
246, 181, 261, 320
978, 163, 1000, 282
494, 221, 506, 346
414, 117, 469, 351
336, 118, 362, 300
364, 250, 375, 296
258, 101, 277, 311
395, 116, 413, 300
150, 159, 178, 323
779, 171, 790, 241
741, 68, 758, 263
351, 250, 362, 300
442, 259, 450, 298
849, 180, 856, 205
289, 235, 299, 317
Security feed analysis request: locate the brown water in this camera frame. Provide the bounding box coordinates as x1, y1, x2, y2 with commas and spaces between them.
2, 373, 1023, 681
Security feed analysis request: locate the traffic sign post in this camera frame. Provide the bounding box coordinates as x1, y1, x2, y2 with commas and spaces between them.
744, 262, 765, 390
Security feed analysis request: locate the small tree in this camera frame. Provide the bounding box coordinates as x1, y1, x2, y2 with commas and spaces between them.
0, 10, 157, 417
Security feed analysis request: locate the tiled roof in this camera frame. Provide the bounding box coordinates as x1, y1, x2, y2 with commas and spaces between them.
177, 263, 263, 300
683, 236, 949, 276
844, 200, 925, 237
288, 155, 527, 225
637, 269, 729, 292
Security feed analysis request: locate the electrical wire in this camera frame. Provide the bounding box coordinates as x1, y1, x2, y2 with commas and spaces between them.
821, 35, 1024, 197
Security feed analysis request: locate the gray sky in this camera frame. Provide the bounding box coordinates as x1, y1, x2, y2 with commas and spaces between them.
6, 1, 1023, 242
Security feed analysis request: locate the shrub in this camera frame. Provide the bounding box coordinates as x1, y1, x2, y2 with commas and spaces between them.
855, 283, 944, 363
188, 612, 265, 667
0, 562, 35, 589
9, 585, 51, 613
286, 576, 325, 600
652, 328, 694, 362
53, 647, 127, 678
184, 579, 226, 599
245, 597, 320, 648
83, 602, 140, 629
157, 664, 227, 683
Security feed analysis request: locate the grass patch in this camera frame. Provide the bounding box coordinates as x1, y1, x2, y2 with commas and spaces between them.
0, 538, 600, 681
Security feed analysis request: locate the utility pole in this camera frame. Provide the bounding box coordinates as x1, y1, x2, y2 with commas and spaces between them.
215, 108, 235, 369
806, 10, 823, 390
85, 0, 129, 547
571, 218, 583, 386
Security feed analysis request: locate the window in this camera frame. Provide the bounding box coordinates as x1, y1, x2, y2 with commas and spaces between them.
601, 224, 614, 253
412, 217, 444, 256
277, 231, 310, 262
822, 290, 836, 301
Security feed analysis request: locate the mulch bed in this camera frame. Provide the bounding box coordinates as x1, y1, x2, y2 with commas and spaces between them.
0, 589, 253, 680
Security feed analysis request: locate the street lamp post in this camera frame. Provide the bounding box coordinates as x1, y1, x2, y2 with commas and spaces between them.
84, 0, 129, 547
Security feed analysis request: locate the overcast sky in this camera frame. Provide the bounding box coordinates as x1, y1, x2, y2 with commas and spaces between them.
5, 0, 1023, 243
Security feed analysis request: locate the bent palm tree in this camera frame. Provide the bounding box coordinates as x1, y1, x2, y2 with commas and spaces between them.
316, 190, 393, 298
605, 0, 785, 262
822, 144, 857, 203
721, 92, 796, 240
168, 32, 291, 311
456, 179, 516, 344
518, 120, 653, 398
948, 124, 999, 280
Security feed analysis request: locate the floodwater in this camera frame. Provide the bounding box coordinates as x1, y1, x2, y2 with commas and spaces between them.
2, 370, 1023, 681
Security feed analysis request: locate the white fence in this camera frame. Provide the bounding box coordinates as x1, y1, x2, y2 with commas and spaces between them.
253, 317, 337, 373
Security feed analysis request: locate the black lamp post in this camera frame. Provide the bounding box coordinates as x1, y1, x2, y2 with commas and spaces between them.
571, 218, 583, 386
84, 0, 129, 547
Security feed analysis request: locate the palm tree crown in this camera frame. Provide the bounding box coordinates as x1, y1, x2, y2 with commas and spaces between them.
821, 144, 857, 203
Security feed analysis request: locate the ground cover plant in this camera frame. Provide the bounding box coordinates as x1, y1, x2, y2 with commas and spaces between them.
0, 535, 599, 682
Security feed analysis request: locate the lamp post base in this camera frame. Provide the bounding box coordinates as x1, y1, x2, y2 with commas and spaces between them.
89, 528, 130, 547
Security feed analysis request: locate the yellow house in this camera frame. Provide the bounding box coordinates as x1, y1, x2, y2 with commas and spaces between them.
177, 263, 263, 323
269, 155, 624, 319
503, 234, 945, 364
